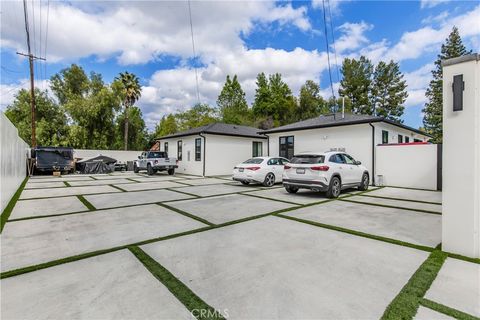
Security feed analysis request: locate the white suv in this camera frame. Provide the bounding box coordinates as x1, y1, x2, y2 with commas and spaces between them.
282, 151, 369, 198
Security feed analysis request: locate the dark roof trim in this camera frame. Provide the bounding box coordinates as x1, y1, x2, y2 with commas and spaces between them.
442, 53, 479, 67
156, 131, 267, 140
260, 118, 430, 137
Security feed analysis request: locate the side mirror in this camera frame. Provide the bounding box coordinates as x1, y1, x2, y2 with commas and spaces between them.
355, 161, 362, 165
138, 156, 141, 159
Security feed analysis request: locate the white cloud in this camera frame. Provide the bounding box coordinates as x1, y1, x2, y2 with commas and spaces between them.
421, 11, 449, 24
335, 21, 372, 53
0, 79, 50, 110
420, 0, 451, 9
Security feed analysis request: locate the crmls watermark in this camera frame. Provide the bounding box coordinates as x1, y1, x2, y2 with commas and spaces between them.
190, 308, 229, 319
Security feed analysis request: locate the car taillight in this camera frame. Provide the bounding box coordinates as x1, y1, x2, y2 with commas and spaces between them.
234, 166, 238, 169
154, 160, 158, 164
284, 165, 291, 169
176, 160, 179, 164
311, 165, 329, 171
246, 166, 261, 171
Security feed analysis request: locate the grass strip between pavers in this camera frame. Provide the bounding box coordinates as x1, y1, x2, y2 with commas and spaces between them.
63, 181, 71, 187
0, 176, 28, 233
76, 195, 96, 211
275, 213, 435, 253
381, 250, 447, 320
360, 194, 442, 205
387, 185, 442, 192
340, 198, 442, 215
110, 184, 127, 192
420, 298, 480, 320
157, 203, 215, 226
128, 246, 225, 320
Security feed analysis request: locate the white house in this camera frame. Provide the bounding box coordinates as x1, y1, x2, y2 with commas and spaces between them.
156, 123, 267, 176
261, 113, 431, 184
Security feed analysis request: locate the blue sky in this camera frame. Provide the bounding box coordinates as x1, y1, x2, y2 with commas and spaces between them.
1, 0, 479, 130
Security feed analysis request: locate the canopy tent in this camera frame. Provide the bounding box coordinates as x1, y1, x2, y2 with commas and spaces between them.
76, 155, 117, 174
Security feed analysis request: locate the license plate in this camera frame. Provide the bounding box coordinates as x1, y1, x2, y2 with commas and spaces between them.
239, 168, 244, 172
296, 168, 305, 174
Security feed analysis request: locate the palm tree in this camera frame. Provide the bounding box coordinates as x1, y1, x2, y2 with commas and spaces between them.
117, 72, 142, 150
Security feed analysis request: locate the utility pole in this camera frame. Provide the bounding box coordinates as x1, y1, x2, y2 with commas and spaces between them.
16, 0, 45, 147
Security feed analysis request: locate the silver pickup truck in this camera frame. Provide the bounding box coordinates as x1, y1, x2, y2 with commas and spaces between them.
134, 151, 178, 175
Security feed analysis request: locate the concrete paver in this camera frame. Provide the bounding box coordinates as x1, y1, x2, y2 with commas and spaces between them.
142, 216, 428, 319
115, 181, 187, 191
367, 187, 442, 203
0, 250, 191, 319
167, 194, 295, 224
176, 178, 228, 186
425, 258, 480, 317
27, 176, 94, 183
25, 181, 66, 189
67, 178, 135, 186
348, 195, 442, 213
131, 176, 184, 183
245, 187, 330, 205
20, 185, 121, 199
415, 307, 454, 319
8, 196, 88, 220
1, 204, 206, 272
173, 184, 258, 197
85, 189, 194, 209
283, 200, 441, 247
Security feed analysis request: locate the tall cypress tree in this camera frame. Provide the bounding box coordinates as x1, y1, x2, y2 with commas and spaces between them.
339, 56, 374, 115
372, 60, 408, 123
422, 26, 471, 143
217, 75, 249, 125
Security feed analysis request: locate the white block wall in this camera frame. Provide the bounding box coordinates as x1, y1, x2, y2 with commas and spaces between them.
375, 144, 438, 190
74, 149, 142, 163
0, 112, 29, 213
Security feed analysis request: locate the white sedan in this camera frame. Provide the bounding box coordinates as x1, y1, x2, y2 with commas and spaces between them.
232, 157, 290, 187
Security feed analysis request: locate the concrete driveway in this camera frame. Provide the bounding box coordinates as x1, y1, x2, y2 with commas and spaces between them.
1, 173, 478, 319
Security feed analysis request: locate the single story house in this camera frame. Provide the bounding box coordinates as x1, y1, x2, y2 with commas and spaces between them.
156, 123, 267, 176
260, 113, 431, 184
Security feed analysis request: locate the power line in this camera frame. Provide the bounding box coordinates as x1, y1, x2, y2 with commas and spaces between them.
187, 0, 200, 105
326, 0, 340, 84
321, 0, 336, 104
44, 0, 49, 87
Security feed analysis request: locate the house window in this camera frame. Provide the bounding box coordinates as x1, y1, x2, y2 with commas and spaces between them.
398, 134, 403, 143
279, 136, 294, 159
382, 130, 389, 144
414, 138, 422, 142
177, 140, 182, 161
164, 142, 168, 154
405, 136, 410, 143
252, 141, 262, 157
195, 138, 201, 161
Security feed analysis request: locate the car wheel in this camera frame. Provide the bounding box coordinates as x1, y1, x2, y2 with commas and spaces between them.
285, 185, 299, 193
241, 181, 250, 185
147, 164, 154, 176
358, 173, 369, 191
168, 168, 175, 175
263, 173, 275, 187
326, 176, 341, 198
133, 164, 139, 173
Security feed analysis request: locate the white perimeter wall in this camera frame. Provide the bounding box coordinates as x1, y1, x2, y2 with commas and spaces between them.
204, 134, 267, 176
375, 144, 438, 190
267, 124, 374, 177
0, 112, 29, 213
374, 122, 430, 144
74, 149, 142, 163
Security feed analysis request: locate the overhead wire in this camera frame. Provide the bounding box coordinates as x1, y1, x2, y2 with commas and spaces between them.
44, 0, 50, 88
321, 0, 336, 110
187, 0, 201, 105
326, 0, 340, 84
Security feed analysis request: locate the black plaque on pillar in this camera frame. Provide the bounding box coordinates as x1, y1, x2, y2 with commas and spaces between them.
452, 74, 464, 111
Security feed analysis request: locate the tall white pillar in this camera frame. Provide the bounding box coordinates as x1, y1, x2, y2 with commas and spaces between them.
442, 54, 480, 258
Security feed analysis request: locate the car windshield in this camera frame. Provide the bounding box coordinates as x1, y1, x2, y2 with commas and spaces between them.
243, 158, 264, 164
149, 152, 166, 158
290, 155, 325, 164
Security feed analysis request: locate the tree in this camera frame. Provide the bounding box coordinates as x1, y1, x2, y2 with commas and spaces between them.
175, 103, 219, 131
339, 56, 373, 115
371, 60, 408, 123
154, 114, 178, 138
5, 88, 69, 146
217, 75, 250, 125
422, 26, 471, 143
114, 106, 149, 150
296, 80, 329, 120
116, 72, 142, 150
252, 73, 296, 127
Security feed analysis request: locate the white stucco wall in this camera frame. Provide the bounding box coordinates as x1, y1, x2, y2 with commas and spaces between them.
442, 55, 480, 258
74, 149, 142, 163
1, 112, 29, 213
374, 122, 430, 144
204, 134, 267, 176
375, 144, 438, 190
267, 124, 374, 177
158, 134, 267, 176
